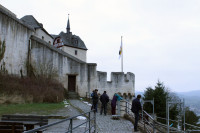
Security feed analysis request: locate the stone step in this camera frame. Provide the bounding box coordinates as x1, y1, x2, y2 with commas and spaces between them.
67, 92, 79, 99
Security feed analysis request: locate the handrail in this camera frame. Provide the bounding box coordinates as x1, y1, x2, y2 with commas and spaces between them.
157, 116, 200, 130
122, 99, 183, 133
24, 110, 96, 133
143, 110, 154, 120
122, 99, 200, 132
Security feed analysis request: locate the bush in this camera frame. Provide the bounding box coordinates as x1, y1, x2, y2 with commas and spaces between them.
0, 74, 65, 103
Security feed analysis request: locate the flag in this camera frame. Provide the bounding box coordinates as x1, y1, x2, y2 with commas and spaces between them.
119, 36, 122, 58
119, 45, 122, 58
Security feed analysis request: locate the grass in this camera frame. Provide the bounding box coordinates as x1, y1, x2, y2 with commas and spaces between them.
0, 102, 65, 116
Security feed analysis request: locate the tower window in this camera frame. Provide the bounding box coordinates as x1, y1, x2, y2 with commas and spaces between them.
75, 40, 78, 44
75, 50, 77, 55
42, 36, 44, 40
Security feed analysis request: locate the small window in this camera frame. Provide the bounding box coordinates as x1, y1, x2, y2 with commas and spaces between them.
75, 50, 77, 55
49, 41, 51, 44
75, 40, 78, 44
42, 36, 44, 40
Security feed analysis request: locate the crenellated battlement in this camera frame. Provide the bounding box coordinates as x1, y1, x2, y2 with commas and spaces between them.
87, 68, 135, 99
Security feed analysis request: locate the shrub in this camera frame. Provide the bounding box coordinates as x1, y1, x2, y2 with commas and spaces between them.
0, 74, 65, 103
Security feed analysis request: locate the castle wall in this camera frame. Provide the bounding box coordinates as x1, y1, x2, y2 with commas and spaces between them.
87, 64, 135, 99
62, 46, 87, 62
0, 6, 33, 75
0, 5, 135, 99
30, 35, 88, 96
35, 29, 53, 45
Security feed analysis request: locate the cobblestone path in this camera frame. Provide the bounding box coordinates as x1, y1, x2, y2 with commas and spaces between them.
44, 99, 140, 133
70, 100, 136, 133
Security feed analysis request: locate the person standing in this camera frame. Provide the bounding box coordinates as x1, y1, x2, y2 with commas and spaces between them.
92, 89, 99, 113
111, 94, 117, 115
131, 94, 142, 132
111, 93, 123, 115
100, 91, 109, 115
91, 90, 95, 110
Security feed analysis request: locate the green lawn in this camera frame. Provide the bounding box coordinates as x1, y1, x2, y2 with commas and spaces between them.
0, 102, 65, 116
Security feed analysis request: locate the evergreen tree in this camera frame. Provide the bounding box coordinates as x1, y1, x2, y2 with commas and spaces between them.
184, 107, 200, 130
143, 81, 179, 125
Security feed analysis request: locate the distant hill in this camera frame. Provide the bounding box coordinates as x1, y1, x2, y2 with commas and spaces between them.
178, 90, 200, 97
176, 90, 200, 116
135, 90, 144, 97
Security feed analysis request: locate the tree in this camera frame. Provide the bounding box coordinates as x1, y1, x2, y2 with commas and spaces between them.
183, 107, 200, 130
143, 81, 179, 125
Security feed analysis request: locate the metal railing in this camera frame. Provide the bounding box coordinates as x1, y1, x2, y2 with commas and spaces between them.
122, 99, 180, 133
122, 99, 200, 133
156, 117, 200, 133
122, 99, 155, 132
24, 110, 96, 133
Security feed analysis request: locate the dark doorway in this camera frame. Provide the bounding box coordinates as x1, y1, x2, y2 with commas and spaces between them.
68, 75, 76, 92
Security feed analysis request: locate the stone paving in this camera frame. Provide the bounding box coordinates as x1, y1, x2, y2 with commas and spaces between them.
69, 100, 136, 133
43, 99, 140, 133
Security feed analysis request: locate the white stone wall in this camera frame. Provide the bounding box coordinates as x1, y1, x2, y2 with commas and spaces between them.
30, 36, 89, 96
62, 46, 87, 62
87, 64, 135, 99
35, 29, 53, 45
0, 9, 33, 75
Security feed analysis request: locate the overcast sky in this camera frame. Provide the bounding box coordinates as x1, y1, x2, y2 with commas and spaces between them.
1, 0, 200, 92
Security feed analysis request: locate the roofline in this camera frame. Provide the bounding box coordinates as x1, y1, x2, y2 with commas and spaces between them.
26, 15, 54, 39
0, 5, 34, 31
21, 15, 54, 39
35, 27, 54, 39
31, 35, 86, 64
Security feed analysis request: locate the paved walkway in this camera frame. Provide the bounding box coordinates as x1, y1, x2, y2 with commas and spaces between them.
70, 100, 135, 133
44, 99, 139, 133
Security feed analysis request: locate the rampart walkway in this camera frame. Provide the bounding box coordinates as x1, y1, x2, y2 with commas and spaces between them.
44, 99, 140, 133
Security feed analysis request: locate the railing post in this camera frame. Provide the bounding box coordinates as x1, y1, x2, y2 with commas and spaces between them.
144, 117, 146, 131
70, 119, 73, 133
89, 112, 91, 133
125, 101, 127, 114
183, 98, 185, 133
94, 111, 96, 133
117, 100, 121, 116
128, 100, 129, 114
153, 120, 155, 133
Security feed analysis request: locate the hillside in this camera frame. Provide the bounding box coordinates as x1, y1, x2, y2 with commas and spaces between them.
177, 90, 200, 116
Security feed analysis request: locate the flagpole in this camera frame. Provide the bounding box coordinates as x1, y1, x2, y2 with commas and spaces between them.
121, 36, 123, 72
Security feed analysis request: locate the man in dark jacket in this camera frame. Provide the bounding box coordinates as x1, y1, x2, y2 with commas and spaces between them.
100, 91, 109, 115
92, 89, 99, 113
131, 94, 142, 132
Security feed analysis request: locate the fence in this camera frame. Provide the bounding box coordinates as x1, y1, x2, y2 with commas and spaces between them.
122, 99, 200, 133
24, 110, 96, 133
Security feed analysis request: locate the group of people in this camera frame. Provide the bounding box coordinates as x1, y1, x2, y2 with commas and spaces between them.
90, 89, 142, 132
91, 89, 109, 115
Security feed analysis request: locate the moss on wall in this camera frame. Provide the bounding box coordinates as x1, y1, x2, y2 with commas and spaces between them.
0, 38, 6, 62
